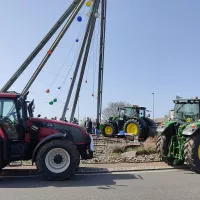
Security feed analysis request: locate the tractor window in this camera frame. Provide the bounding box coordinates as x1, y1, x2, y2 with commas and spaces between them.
0, 99, 19, 140
174, 103, 199, 122
139, 110, 145, 117
124, 108, 137, 117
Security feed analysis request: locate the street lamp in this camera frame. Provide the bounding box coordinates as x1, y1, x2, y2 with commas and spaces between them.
152, 93, 154, 120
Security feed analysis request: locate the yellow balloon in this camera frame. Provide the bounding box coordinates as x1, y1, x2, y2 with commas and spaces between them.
86, 1, 92, 7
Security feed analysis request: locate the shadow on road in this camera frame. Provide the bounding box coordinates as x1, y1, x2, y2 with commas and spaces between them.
0, 173, 143, 189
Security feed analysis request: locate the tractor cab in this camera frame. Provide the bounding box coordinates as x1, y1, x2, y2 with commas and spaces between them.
118, 105, 147, 119
173, 98, 200, 123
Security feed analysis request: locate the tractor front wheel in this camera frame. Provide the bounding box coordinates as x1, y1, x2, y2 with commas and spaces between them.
124, 120, 141, 137
102, 123, 117, 137
156, 134, 174, 165
184, 134, 200, 173
36, 139, 79, 181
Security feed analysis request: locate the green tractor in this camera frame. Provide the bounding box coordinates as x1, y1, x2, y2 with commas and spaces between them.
156, 98, 200, 172
101, 105, 157, 139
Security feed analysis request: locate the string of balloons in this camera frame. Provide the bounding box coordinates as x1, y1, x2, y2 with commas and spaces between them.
46, 1, 97, 106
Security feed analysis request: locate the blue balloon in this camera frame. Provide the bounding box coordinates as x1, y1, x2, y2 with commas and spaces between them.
76, 39, 79, 42
77, 16, 82, 22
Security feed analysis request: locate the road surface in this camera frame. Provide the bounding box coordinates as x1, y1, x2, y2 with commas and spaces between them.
0, 169, 199, 200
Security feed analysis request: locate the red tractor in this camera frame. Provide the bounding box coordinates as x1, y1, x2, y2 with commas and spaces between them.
0, 91, 93, 180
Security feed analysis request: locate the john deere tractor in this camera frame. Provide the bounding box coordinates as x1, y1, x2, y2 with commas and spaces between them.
156, 98, 200, 173
102, 105, 157, 139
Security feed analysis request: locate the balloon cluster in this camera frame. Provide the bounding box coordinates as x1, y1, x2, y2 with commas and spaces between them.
45, 1, 97, 105
49, 98, 57, 105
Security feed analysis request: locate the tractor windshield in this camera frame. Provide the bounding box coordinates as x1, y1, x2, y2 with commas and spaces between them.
124, 107, 138, 118
174, 103, 199, 122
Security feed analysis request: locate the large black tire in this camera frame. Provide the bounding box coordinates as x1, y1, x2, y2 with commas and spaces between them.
102, 122, 117, 137
36, 139, 79, 181
184, 134, 200, 173
124, 119, 141, 137
156, 135, 168, 156
156, 134, 173, 165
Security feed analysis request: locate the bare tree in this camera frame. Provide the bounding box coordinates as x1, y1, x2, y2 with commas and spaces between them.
102, 101, 131, 120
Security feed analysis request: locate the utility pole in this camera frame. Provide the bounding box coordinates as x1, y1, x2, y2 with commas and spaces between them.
70, 0, 101, 122
61, 0, 97, 120
21, 0, 85, 96
1, 0, 83, 92
152, 92, 155, 120
97, 0, 107, 122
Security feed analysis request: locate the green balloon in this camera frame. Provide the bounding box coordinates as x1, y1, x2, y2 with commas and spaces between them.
49, 101, 54, 105
53, 98, 57, 102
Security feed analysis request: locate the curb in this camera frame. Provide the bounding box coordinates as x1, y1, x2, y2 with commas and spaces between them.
0, 165, 188, 176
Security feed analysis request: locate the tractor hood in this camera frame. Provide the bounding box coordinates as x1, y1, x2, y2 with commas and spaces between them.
28, 117, 88, 144
182, 121, 200, 136
29, 117, 81, 128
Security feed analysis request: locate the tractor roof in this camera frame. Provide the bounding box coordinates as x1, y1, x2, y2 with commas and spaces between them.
0, 91, 20, 98
124, 106, 146, 109
173, 99, 200, 104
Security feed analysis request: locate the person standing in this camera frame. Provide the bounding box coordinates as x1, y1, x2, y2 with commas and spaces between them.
86, 118, 94, 152
95, 119, 100, 138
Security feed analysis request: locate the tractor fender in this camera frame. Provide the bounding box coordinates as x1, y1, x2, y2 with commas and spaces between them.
157, 121, 177, 136
161, 122, 177, 137
182, 123, 200, 136
32, 132, 73, 163
133, 117, 147, 128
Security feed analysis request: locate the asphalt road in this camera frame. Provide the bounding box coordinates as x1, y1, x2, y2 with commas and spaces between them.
0, 169, 200, 200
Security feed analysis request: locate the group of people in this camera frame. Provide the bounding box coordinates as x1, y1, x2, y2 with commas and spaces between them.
84, 117, 100, 138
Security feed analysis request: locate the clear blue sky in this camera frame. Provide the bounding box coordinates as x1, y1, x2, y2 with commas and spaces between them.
0, 0, 200, 120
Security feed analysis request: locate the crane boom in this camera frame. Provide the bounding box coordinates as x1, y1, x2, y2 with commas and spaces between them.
0, 0, 82, 92
21, 0, 86, 96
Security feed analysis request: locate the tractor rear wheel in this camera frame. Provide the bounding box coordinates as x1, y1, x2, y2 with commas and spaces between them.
184, 134, 200, 173
124, 119, 141, 137
36, 139, 79, 181
102, 122, 117, 137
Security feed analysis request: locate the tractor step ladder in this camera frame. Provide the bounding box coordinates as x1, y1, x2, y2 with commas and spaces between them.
9, 161, 22, 167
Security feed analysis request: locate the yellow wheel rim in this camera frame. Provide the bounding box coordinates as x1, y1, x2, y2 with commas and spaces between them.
105, 126, 113, 135
126, 123, 138, 136
198, 145, 200, 160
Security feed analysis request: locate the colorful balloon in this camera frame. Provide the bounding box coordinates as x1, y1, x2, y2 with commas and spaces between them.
53, 98, 57, 102
58, 87, 61, 89
46, 89, 50, 93
95, 12, 100, 18
86, 1, 92, 7
77, 16, 82, 22
86, 12, 91, 17
76, 39, 79, 42
49, 101, 54, 105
